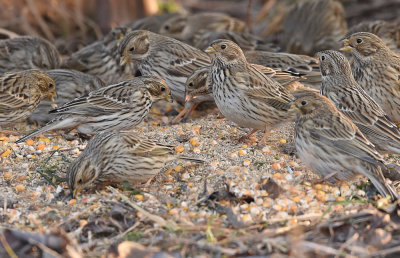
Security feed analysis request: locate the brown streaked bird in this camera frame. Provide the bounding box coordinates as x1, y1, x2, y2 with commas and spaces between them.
346, 20, 400, 52
244, 50, 321, 89
118, 30, 211, 103
341, 32, 400, 123
318, 50, 400, 155
280, 0, 347, 55
68, 131, 202, 196
62, 27, 134, 84
174, 63, 304, 123
15, 76, 171, 143
0, 70, 56, 126
29, 69, 106, 124
205, 39, 295, 145
291, 91, 398, 200
194, 31, 280, 53
0, 36, 60, 74
172, 66, 214, 123
159, 12, 248, 44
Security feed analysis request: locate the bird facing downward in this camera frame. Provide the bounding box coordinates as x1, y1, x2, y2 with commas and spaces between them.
317, 50, 400, 155
118, 30, 210, 103
205, 39, 295, 144
68, 131, 201, 197
15, 76, 171, 143
341, 32, 400, 123
0, 69, 56, 125
291, 91, 398, 200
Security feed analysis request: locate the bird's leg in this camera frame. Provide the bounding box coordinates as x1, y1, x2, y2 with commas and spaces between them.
182, 103, 200, 121
171, 108, 189, 124
258, 126, 275, 146
239, 128, 258, 142
311, 171, 339, 185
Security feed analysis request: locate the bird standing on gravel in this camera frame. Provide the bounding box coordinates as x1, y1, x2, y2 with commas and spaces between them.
341, 32, 400, 123
0, 70, 56, 126
118, 30, 210, 103
16, 76, 171, 143
0, 36, 60, 74
67, 131, 201, 197
318, 50, 400, 155
205, 39, 295, 145
290, 91, 398, 200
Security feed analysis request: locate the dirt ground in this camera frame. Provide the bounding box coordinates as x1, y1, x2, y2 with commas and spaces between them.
1, 103, 400, 257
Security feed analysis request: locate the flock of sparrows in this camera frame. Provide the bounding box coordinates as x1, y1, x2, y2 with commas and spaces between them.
1, 0, 400, 200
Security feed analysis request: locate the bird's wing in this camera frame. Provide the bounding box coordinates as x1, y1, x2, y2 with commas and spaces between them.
236, 64, 294, 110
309, 114, 384, 165
326, 87, 400, 142
161, 41, 211, 76
121, 132, 174, 156
50, 84, 140, 114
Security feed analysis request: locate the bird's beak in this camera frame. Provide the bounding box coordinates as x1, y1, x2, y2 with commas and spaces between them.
288, 103, 298, 113
340, 39, 353, 52
165, 93, 173, 103
205, 46, 216, 54
48, 92, 57, 102
120, 55, 129, 66
72, 186, 83, 198
185, 94, 193, 102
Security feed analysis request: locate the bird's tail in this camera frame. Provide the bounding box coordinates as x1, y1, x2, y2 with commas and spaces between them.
15, 116, 73, 144
367, 164, 399, 201
177, 156, 205, 163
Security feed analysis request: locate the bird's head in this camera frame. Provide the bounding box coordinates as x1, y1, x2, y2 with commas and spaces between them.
205, 39, 246, 65
289, 91, 331, 116
185, 67, 211, 103
143, 76, 172, 102
316, 50, 352, 77
340, 32, 388, 59
28, 70, 57, 102
119, 30, 151, 65
68, 155, 100, 198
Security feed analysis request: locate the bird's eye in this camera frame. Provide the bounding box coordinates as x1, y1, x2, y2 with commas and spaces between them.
321, 55, 326, 61
161, 87, 166, 92
188, 82, 193, 87
129, 47, 135, 52
301, 101, 307, 106
221, 44, 226, 50
78, 179, 83, 184
49, 83, 54, 88
356, 38, 362, 44
164, 25, 170, 30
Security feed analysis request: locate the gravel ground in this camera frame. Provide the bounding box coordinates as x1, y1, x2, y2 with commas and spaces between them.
1, 103, 399, 257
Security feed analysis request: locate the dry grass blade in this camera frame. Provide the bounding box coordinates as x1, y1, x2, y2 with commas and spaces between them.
108, 187, 179, 231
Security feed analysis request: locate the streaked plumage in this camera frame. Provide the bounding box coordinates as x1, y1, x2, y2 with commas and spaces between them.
194, 31, 280, 52
318, 50, 400, 155
244, 50, 321, 89
68, 131, 201, 196
291, 91, 398, 200
118, 30, 210, 103
0, 70, 56, 125
206, 40, 295, 144
341, 32, 400, 122
159, 12, 248, 44
15, 76, 171, 143
347, 20, 400, 52
280, 0, 347, 55
0, 36, 60, 74
29, 69, 106, 124
62, 27, 134, 84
